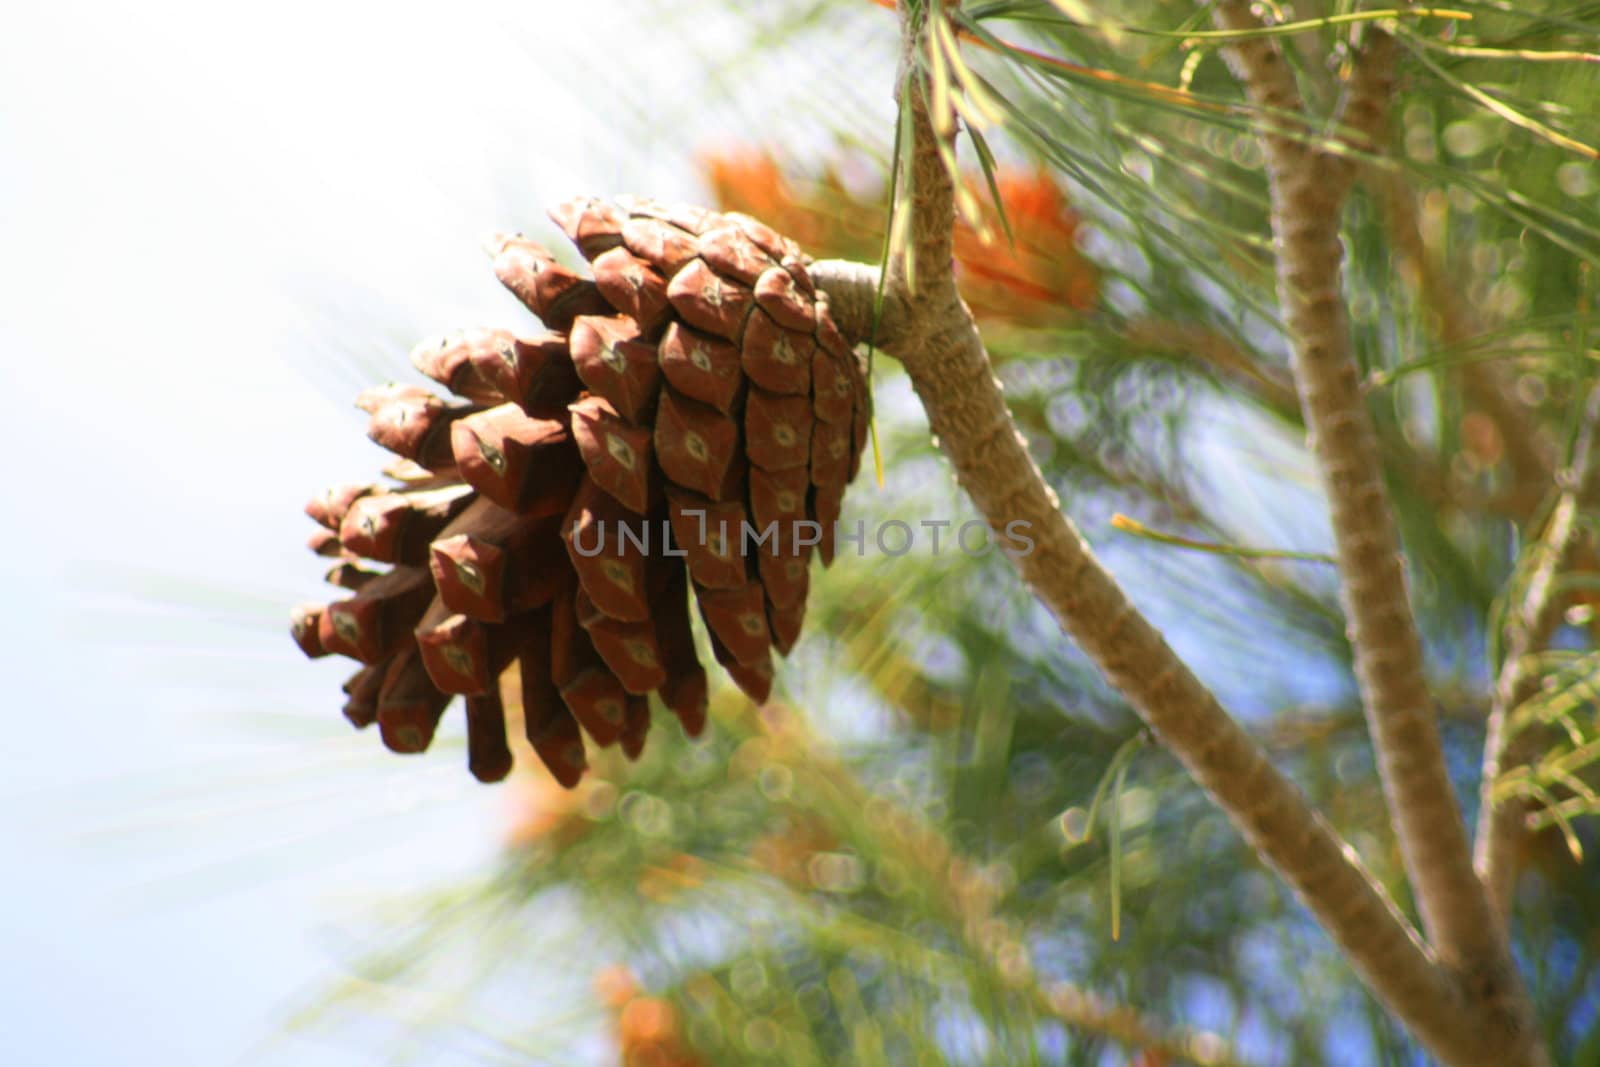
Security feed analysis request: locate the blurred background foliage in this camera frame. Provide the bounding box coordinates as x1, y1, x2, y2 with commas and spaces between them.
289, 2, 1600, 1064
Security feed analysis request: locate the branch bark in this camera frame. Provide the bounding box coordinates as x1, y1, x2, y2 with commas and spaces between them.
807, 5, 1560, 1063
1197, 12, 1543, 1047
810, 5, 1531, 1062
816, 247, 1479, 1061
1477, 383, 1600, 915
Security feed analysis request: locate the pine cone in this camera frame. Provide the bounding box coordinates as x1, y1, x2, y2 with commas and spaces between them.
292, 197, 871, 786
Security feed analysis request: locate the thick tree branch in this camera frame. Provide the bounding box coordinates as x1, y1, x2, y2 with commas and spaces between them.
1203, 2, 1526, 1006
815, 245, 1480, 1061
810, 6, 1516, 1063
1477, 383, 1600, 915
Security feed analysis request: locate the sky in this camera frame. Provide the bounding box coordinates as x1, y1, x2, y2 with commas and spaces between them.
0, 4, 898, 1065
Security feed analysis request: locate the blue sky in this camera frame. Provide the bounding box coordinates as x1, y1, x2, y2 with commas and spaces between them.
0, 4, 895, 1064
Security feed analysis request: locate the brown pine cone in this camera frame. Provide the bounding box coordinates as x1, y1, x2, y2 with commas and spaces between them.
292, 197, 871, 786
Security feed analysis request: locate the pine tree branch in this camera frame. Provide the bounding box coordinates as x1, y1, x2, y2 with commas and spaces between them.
1206, 0, 1486, 973
1476, 383, 1600, 916
813, 6, 1514, 1064
1198, 9, 1545, 1060
1028, 983, 1246, 1067
816, 208, 1480, 1067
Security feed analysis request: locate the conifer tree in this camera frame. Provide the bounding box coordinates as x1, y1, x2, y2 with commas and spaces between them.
294, 4, 1600, 1063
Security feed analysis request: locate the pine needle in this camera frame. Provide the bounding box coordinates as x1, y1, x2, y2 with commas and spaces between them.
1126, 8, 1473, 41
1400, 31, 1600, 160
1111, 513, 1337, 564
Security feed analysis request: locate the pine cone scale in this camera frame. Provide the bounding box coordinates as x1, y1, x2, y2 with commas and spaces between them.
294, 196, 871, 785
